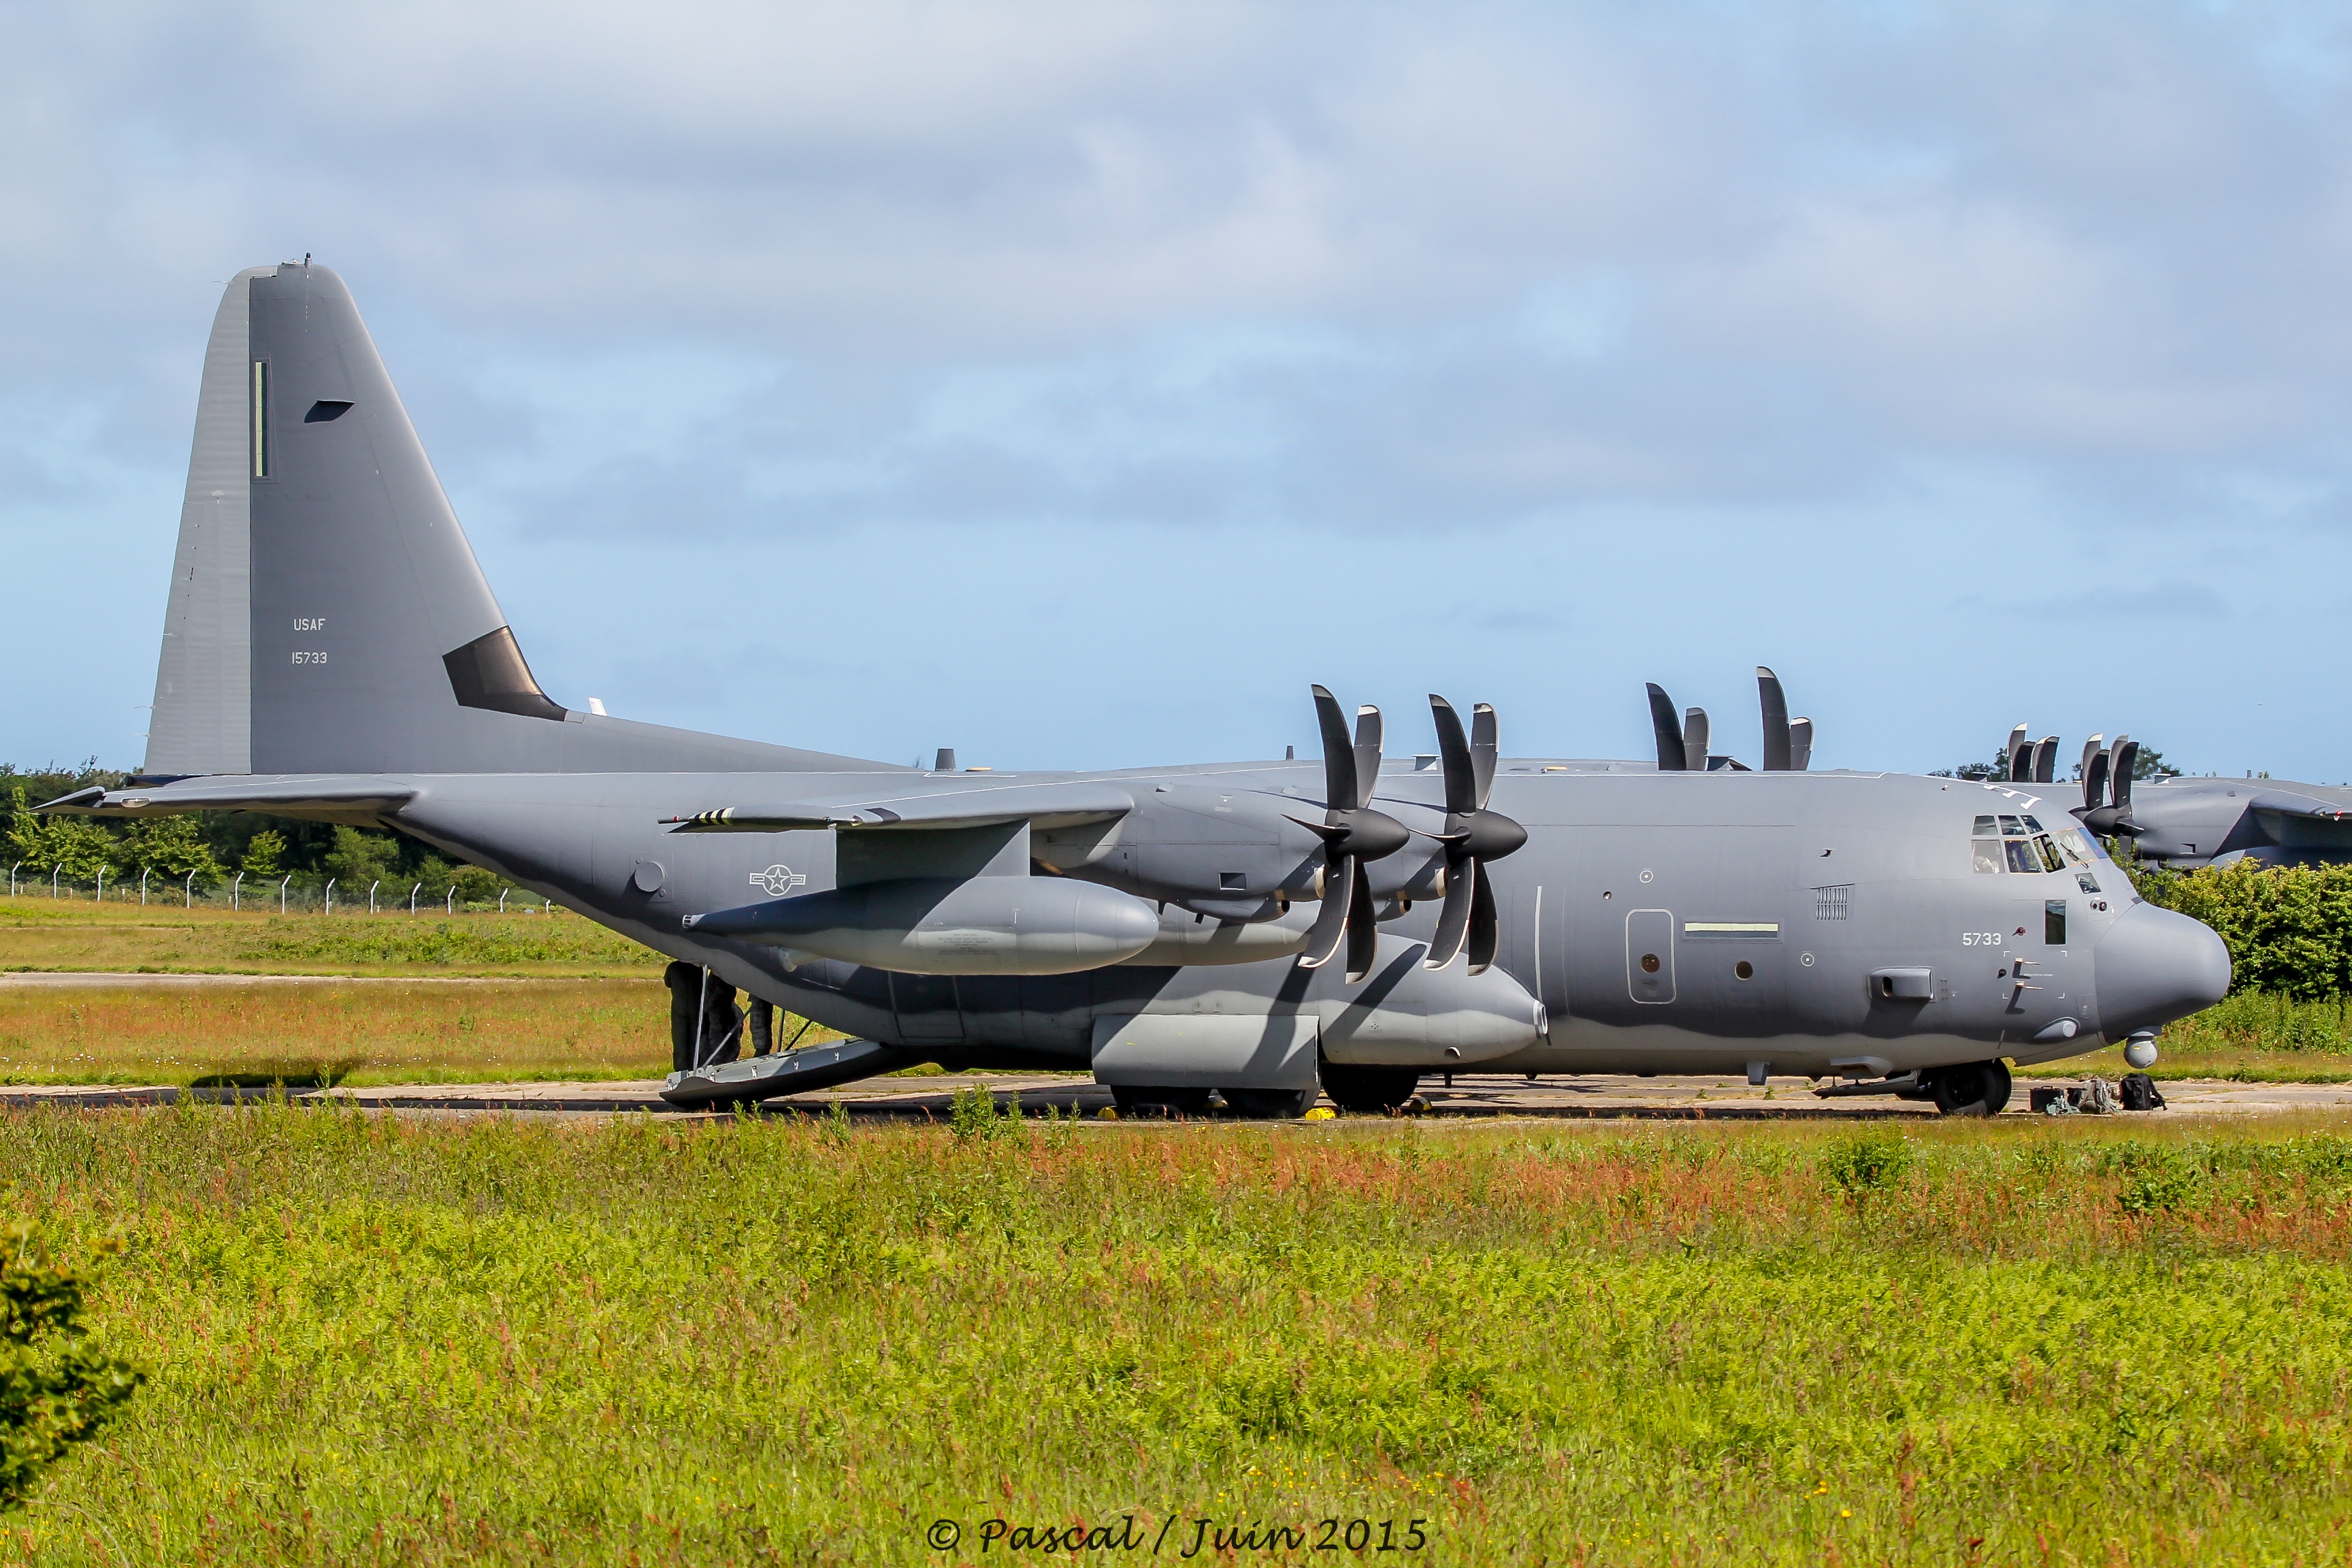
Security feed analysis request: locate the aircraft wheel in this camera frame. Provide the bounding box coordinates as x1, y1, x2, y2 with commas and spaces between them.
1931, 1059, 2013, 1117
1320, 1062, 1422, 1115
1222, 1087, 1316, 1120
1109, 1085, 1211, 1119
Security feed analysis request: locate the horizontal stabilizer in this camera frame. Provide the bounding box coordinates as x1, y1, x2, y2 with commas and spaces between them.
38, 775, 417, 820
663, 780, 1134, 834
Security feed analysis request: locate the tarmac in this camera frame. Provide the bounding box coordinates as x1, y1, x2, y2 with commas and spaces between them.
3, 1071, 2347, 1122
5, 970, 2344, 1124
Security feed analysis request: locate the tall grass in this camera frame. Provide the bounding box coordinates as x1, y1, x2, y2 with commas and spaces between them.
10, 1109, 2352, 1563
0, 981, 828, 1086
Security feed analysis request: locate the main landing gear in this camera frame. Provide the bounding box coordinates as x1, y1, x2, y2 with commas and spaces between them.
1915, 1058, 2013, 1117
1107, 1068, 1420, 1121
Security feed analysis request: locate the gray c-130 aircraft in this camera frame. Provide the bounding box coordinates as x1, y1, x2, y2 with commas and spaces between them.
42, 263, 2232, 1117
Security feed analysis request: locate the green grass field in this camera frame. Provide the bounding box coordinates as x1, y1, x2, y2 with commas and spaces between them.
0, 898, 664, 977
0, 979, 695, 1086
12, 1107, 2352, 1564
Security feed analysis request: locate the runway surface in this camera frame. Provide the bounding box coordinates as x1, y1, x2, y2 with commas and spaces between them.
2, 1071, 2344, 1122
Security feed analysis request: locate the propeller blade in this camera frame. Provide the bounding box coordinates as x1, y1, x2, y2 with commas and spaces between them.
1469, 702, 1498, 806
1683, 708, 1710, 773
1350, 704, 1383, 811
2111, 738, 2138, 811
2032, 736, 2058, 785
1296, 855, 1354, 970
1466, 860, 1499, 973
1646, 684, 1686, 771
1788, 717, 1813, 772
2081, 747, 2110, 815
1311, 686, 1354, 810
2006, 724, 2031, 782
1430, 696, 1477, 815
1758, 668, 1792, 771
2078, 734, 2104, 786
1424, 865, 1474, 970
1345, 862, 1379, 983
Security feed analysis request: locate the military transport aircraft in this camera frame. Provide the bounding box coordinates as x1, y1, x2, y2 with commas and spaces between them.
42, 263, 2231, 1117
1985, 728, 2352, 870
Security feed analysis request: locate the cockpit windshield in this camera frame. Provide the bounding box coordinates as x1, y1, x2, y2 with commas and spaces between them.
1972, 811, 2093, 876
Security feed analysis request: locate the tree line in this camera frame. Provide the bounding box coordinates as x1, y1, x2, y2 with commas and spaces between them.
2, 762, 505, 902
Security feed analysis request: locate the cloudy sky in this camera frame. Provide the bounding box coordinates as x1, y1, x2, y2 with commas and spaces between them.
4, 2, 2349, 778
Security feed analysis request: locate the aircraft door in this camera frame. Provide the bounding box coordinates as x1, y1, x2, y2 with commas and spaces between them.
2006, 896, 2090, 1047
1627, 909, 1676, 1004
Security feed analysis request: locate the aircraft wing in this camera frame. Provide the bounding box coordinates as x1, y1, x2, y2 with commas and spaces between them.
2248, 789, 2352, 821
37, 776, 419, 818
662, 779, 1134, 833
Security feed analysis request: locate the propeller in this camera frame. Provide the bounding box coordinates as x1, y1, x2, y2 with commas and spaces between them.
1646, 684, 1687, 770
1758, 668, 1792, 770
2072, 733, 2145, 837
1424, 696, 1529, 972
1684, 707, 1710, 773
2031, 736, 2058, 785
1292, 687, 1410, 981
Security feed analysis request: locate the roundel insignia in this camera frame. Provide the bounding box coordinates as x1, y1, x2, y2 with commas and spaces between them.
749, 864, 807, 898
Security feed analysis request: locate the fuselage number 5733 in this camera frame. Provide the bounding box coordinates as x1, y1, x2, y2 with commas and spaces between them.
1959, 932, 2002, 947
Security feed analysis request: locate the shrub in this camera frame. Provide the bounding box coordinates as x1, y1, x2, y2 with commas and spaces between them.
949, 1083, 1019, 1143
2133, 860, 2352, 1000
1820, 1130, 1914, 1197
0, 1223, 142, 1511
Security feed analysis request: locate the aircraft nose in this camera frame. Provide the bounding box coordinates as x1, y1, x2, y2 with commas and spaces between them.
2094, 901, 2230, 1037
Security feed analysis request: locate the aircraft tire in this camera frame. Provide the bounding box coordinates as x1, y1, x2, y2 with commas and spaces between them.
1931, 1059, 2013, 1117
1320, 1062, 1422, 1115
1221, 1087, 1316, 1120
1109, 1085, 1212, 1119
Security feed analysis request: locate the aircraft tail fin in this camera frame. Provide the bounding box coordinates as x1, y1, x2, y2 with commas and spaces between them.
142, 262, 877, 780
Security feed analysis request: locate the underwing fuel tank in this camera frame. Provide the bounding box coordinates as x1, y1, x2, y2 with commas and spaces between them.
685, 877, 1160, 976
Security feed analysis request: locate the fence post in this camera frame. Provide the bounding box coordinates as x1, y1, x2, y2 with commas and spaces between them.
233, 871, 244, 912
95, 867, 105, 903
280, 875, 291, 914
410, 881, 420, 915
7, 862, 17, 896
498, 889, 508, 913
184, 870, 195, 909
52, 866, 61, 898
325, 877, 336, 915
370, 879, 380, 915
140, 868, 150, 906
446, 885, 455, 915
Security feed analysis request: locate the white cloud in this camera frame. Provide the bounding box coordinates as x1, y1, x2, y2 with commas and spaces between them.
5, 1, 2352, 773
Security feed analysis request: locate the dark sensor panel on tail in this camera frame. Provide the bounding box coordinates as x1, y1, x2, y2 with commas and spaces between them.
444, 626, 566, 721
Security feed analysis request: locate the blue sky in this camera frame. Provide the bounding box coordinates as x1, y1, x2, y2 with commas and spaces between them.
3, 2, 2349, 778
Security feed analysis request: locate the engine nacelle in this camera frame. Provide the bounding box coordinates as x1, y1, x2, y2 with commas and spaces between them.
685, 877, 1159, 976
1316, 945, 1546, 1066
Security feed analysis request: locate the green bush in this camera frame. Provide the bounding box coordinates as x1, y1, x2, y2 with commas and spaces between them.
1819, 1129, 1914, 1196
2132, 860, 2352, 1000
0, 1223, 142, 1511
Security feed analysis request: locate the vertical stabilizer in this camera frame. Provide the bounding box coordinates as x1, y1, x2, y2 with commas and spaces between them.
138, 261, 886, 779
146, 267, 272, 776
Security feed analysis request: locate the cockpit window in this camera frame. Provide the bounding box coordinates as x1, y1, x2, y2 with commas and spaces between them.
1972, 816, 1997, 837
1997, 815, 2025, 835
2004, 838, 2040, 873
1973, 838, 2002, 873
